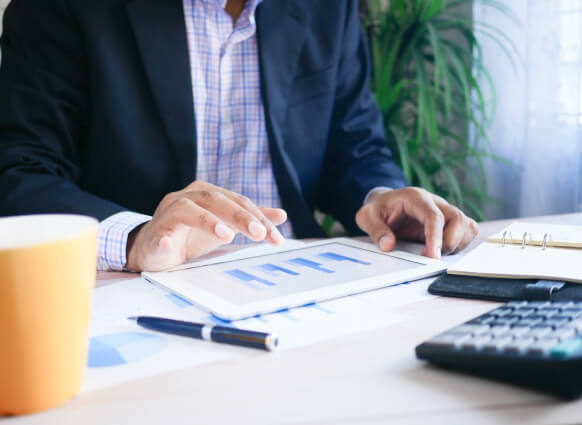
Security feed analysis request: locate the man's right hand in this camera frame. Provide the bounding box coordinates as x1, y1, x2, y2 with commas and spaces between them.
125, 181, 288, 272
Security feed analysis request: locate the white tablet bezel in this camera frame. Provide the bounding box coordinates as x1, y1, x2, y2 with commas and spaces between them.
142, 238, 446, 321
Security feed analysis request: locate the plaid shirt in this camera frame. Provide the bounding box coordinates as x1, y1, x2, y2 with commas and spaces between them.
97, 0, 292, 270
97, 0, 390, 271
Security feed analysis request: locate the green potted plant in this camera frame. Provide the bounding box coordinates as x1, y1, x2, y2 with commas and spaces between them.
359, 0, 515, 221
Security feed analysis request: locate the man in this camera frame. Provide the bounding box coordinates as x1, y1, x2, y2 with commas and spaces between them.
0, 0, 477, 272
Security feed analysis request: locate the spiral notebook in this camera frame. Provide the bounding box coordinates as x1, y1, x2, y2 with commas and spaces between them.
447, 222, 582, 284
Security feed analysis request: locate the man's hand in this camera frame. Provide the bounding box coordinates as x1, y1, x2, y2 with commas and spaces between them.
356, 187, 479, 259
126, 181, 287, 272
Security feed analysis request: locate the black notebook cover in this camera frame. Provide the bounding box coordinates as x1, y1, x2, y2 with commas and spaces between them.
428, 273, 582, 302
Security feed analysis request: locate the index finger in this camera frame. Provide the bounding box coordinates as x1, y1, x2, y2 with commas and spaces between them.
403, 192, 445, 259
215, 188, 285, 245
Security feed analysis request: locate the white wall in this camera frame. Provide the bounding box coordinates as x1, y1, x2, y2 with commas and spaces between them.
475, 0, 582, 218
0, 0, 9, 38
0, 0, 10, 60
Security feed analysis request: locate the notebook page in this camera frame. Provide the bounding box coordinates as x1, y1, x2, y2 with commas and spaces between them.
488, 222, 582, 249
447, 242, 582, 284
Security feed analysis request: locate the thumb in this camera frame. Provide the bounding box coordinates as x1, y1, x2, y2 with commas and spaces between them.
377, 226, 397, 252
156, 235, 174, 253
356, 206, 397, 252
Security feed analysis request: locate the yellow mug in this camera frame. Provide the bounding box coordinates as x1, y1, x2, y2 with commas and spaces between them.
0, 214, 98, 416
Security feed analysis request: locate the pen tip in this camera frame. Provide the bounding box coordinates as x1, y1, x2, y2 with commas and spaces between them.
265, 334, 279, 351
127, 316, 138, 321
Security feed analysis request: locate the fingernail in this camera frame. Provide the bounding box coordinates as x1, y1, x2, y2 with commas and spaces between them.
214, 222, 233, 240
271, 228, 284, 244
248, 220, 266, 238
435, 246, 442, 259
158, 236, 174, 252
379, 235, 392, 251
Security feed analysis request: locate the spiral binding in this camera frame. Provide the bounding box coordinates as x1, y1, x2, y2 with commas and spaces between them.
521, 232, 532, 249
501, 230, 512, 247
500, 230, 552, 249
542, 232, 552, 250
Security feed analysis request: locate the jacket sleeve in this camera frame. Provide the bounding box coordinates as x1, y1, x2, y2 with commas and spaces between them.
0, 0, 126, 219
317, 0, 407, 235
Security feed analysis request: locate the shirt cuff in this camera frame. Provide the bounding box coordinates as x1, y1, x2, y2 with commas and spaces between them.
97, 211, 151, 271
363, 187, 394, 205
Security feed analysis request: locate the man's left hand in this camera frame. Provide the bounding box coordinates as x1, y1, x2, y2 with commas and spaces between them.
355, 187, 479, 259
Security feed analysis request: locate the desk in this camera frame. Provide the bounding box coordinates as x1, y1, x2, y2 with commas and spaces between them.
11, 214, 582, 425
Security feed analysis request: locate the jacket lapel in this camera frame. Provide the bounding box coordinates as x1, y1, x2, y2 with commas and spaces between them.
257, 1, 307, 126
257, 1, 325, 237
127, 0, 197, 185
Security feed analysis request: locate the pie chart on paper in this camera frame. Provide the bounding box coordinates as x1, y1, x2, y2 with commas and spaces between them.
88, 332, 167, 368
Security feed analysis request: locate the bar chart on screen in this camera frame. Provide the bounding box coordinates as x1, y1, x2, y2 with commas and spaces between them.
174, 243, 422, 307
224, 251, 362, 289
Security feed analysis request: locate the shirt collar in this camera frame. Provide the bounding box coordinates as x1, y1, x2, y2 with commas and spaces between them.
202, 0, 263, 10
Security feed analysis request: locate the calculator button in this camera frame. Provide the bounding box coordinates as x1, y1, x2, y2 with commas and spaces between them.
491, 316, 519, 326
489, 325, 511, 335
490, 307, 514, 317
467, 315, 496, 325
526, 314, 546, 322
561, 308, 582, 319
527, 339, 559, 356
550, 327, 577, 341
505, 337, 536, 354
545, 316, 571, 328
537, 308, 561, 318
508, 326, 531, 337
550, 301, 574, 308
566, 318, 582, 332
482, 336, 514, 352
527, 301, 551, 308
448, 324, 490, 336
514, 308, 536, 317
526, 326, 553, 339
427, 333, 472, 348
460, 335, 493, 351
507, 301, 528, 308
551, 315, 571, 321
550, 337, 582, 358
516, 317, 544, 327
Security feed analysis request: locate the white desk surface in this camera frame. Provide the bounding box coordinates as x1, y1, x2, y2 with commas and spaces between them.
10, 213, 582, 425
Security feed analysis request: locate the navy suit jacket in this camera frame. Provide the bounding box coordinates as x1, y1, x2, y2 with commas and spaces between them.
0, 0, 406, 238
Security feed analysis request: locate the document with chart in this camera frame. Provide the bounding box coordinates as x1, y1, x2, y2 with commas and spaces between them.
143, 238, 446, 320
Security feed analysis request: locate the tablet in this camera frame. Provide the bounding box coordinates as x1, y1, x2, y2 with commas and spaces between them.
142, 238, 446, 320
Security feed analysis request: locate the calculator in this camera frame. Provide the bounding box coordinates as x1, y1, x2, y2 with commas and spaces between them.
416, 301, 582, 399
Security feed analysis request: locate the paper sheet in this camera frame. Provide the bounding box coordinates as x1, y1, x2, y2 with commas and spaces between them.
82, 240, 442, 392
488, 221, 582, 248
83, 277, 416, 392
447, 241, 582, 283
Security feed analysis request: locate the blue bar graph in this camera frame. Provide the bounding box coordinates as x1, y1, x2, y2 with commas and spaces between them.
288, 258, 334, 273
208, 314, 235, 326
258, 263, 300, 276
318, 252, 371, 265
225, 269, 276, 287
253, 314, 268, 323
165, 293, 194, 308
303, 302, 334, 314
276, 308, 297, 322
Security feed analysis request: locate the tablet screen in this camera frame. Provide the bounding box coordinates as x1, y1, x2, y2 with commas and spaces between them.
168, 242, 424, 306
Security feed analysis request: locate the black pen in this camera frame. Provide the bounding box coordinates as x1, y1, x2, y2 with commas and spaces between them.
128, 316, 278, 351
